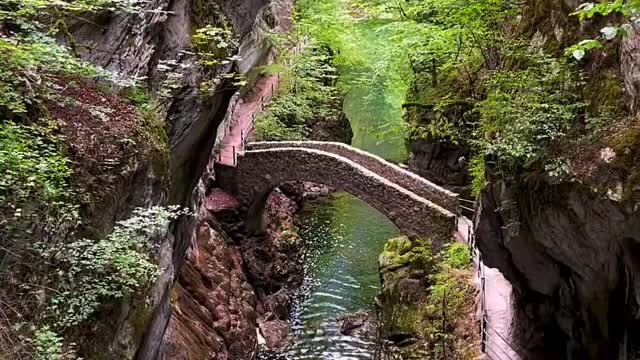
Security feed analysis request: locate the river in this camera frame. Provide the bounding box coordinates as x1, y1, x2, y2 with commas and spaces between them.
296, 0, 410, 163
259, 192, 400, 359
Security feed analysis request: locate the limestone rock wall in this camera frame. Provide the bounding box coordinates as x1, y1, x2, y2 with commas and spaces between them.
475, 180, 640, 359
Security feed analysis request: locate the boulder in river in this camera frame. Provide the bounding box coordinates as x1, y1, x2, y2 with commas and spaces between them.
337, 311, 378, 338
258, 319, 292, 351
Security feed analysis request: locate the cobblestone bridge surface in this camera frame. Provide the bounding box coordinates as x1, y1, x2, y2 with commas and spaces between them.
216, 143, 458, 247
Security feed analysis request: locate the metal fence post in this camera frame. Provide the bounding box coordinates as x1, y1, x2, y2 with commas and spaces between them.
232, 145, 236, 166
481, 313, 488, 353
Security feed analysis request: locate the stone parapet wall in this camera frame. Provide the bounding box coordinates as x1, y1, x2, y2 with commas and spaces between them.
217, 147, 456, 249
247, 141, 459, 212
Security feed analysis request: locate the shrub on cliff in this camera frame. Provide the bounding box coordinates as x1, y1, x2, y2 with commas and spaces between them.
401, 0, 636, 196
254, 45, 345, 141
0, 1, 178, 358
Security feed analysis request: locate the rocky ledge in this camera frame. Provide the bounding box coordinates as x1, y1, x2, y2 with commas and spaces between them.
162, 180, 331, 359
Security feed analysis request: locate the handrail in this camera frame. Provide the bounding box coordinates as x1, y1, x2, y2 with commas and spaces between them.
462, 206, 524, 360
459, 198, 476, 204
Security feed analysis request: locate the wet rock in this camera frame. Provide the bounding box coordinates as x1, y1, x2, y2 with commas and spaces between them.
337, 312, 378, 338
388, 333, 418, 347
258, 320, 291, 350
260, 289, 291, 320
302, 182, 332, 201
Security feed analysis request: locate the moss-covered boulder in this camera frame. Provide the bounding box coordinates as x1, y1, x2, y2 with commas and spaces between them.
378, 237, 433, 340
378, 238, 479, 359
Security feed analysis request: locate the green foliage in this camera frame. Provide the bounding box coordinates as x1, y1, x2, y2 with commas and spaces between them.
475, 52, 585, 175
469, 156, 487, 197
33, 206, 188, 328
33, 326, 76, 360
255, 45, 344, 141
192, 25, 236, 66
572, 0, 636, 21
0, 121, 72, 213
295, 0, 421, 160
0, 0, 137, 117
568, 1, 639, 59
443, 243, 471, 269
254, 115, 306, 141
565, 39, 604, 61
122, 86, 170, 159
0, 37, 98, 118
0, 0, 139, 30
0, 0, 178, 357
422, 243, 476, 359
190, 25, 246, 94
401, 0, 631, 194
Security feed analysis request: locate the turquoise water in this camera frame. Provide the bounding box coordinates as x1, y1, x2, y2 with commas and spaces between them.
343, 80, 407, 163
285, 192, 400, 359
339, 19, 410, 163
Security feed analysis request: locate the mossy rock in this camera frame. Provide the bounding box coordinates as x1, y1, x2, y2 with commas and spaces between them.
132, 303, 154, 345
612, 127, 640, 203
386, 303, 422, 336
379, 236, 433, 273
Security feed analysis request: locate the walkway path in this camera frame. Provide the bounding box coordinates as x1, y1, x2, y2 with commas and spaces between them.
215, 74, 279, 166
215, 40, 308, 167
457, 217, 522, 360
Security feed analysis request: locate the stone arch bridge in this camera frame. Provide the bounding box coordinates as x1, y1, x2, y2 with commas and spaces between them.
215, 141, 459, 248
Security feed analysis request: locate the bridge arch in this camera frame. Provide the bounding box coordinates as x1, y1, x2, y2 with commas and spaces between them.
215, 146, 456, 248
247, 141, 459, 212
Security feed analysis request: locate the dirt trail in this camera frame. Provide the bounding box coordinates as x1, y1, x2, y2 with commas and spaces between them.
457, 217, 522, 360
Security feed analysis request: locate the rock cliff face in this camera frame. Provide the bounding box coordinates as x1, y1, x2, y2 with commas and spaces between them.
64, 0, 292, 358
406, 138, 469, 192
471, 4, 640, 358
160, 217, 259, 360
476, 179, 640, 359
159, 182, 306, 359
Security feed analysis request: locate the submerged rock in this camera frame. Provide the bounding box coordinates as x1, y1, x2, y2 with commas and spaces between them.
337, 311, 378, 338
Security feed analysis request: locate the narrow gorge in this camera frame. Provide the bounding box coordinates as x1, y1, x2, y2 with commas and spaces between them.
1, 0, 640, 360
